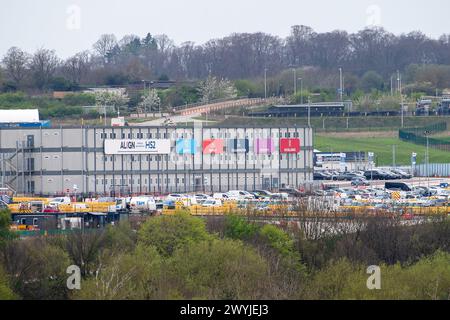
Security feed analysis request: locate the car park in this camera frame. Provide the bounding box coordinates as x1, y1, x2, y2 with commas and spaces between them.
279, 187, 303, 197
339, 172, 365, 181
382, 170, 402, 180
351, 177, 370, 186
385, 182, 412, 192
166, 194, 184, 201
390, 169, 413, 179
212, 193, 230, 200
227, 190, 255, 200
314, 172, 332, 180
48, 197, 72, 206
202, 199, 223, 207
364, 170, 390, 180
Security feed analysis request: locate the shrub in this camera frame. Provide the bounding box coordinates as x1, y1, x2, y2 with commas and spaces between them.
138, 213, 213, 256
224, 215, 260, 240
166, 239, 268, 299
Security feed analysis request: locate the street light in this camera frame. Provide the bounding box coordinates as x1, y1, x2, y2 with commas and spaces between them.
298, 78, 303, 104
398, 71, 404, 128
424, 130, 430, 188
293, 68, 297, 95
264, 68, 268, 99
307, 96, 311, 127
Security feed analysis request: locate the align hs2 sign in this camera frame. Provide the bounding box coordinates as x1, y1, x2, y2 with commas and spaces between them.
104, 139, 171, 155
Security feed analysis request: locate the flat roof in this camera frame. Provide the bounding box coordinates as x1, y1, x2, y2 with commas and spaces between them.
0, 109, 40, 123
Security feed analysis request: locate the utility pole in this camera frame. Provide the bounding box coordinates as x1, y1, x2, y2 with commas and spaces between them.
339, 68, 343, 101
293, 68, 297, 95
264, 68, 268, 100
398, 71, 404, 128
390, 76, 393, 96
424, 130, 430, 188
392, 145, 396, 167
104, 106, 107, 127
298, 78, 303, 104
427, 136, 430, 188
308, 96, 311, 127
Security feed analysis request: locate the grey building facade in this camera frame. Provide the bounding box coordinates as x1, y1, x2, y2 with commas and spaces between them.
0, 125, 314, 195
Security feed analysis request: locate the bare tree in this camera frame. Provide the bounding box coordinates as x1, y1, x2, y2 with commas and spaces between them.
63, 51, 90, 84
93, 34, 118, 63
30, 48, 60, 90
2, 47, 31, 87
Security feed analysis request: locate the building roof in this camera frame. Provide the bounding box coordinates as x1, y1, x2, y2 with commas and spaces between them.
0, 109, 40, 123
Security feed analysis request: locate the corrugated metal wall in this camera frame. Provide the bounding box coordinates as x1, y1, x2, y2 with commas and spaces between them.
414, 163, 450, 177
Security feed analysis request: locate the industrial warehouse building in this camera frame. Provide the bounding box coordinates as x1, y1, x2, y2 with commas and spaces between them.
0, 125, 314, 195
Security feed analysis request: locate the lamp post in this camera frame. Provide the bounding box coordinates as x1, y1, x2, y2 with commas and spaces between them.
264, 68, 268, 99
392, 145, 396, 167
398, 71, 404, 128
293, 68, 297, 95
298, 78, 303, 104
390, 76, 393, 96
424, 130, 430, 188
307, 96, 311, 127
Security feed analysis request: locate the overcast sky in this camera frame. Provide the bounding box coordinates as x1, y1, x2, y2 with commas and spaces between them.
1, 0, 449, 58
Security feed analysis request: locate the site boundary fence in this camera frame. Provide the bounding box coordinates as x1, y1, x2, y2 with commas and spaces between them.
16, 228, 100, 238
399, 122, 450, 152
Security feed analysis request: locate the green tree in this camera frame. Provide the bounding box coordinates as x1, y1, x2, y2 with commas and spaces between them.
361, 71, 384, 92
2, 239, 71, 300
104, 221, 137, 253
305, 258, 364, 299
62, 93, 96, 106
291, 90, 310, 104
234, 79, 260, 97
138, 213, 213, 256
0, 209, 15, 248
167, 239, 268, 299
73, 244, 162, 300
259, 224, 296, 258
160, 85, 200, 107
305, 251, 450, 300
0, 266, 17, 300
224, 215, 260, 240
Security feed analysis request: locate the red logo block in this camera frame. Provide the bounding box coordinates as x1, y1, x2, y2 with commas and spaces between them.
280, 138, 301, 154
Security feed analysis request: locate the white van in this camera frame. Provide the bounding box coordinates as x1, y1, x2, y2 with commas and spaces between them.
48, 197, 71, 206
212, 193, 230, 200
202, 199, 223, 207
129, 197, 157, 214
227, 190, 255, 200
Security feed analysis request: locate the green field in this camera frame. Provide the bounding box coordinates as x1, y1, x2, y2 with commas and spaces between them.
314, 135, 450, 166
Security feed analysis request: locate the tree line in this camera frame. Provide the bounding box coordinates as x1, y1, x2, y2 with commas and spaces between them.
0, 208, 449, 300
1, 26, 450, 93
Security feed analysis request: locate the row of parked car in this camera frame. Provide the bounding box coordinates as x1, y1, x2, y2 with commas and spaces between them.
166, 189, 293, 203
314, 169, 413, 182
316, 183, 450, 202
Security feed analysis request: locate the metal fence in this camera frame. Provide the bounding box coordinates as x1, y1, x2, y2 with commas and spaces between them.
414, 163, 450, 177
399, 122, 450, 151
